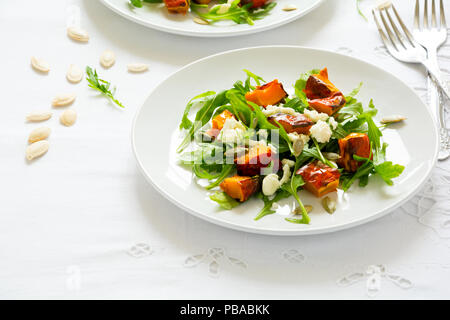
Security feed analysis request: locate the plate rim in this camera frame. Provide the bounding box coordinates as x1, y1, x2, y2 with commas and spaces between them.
98, 0, 325, 37
131, 45, 439, 236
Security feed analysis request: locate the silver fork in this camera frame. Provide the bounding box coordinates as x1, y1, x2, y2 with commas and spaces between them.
373, 2, 450, 160
372, 3, 450, 99
413, 0, 449, 160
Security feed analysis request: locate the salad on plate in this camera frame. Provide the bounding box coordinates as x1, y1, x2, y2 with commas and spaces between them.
129, 0, 277, 25
176, 68, 405, 225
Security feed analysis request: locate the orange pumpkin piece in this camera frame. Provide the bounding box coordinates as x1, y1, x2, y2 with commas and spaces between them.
236, 144, 273, 176
304, 68, 346, 116
337, 133, 371, 172
297, 161, 340, 198
308, 94, 346, 116
241, 0, 268, 8
164, 0, 190, 14
220, 176, 260, 202
268, 113, 314, 135
245, 79, 288, 108
212, 110, 235, 130
205, 110, 236, 140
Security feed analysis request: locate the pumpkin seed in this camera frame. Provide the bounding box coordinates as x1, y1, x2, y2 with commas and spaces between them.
293, 205, 313, 215
380, 115, 407, 124
283, 5, 297, 11
67, 26, 89, 42
66, 64, 83, 83
26, 111, 52, 122
31, 57, 50, 73
28, 127, 51, 143
193, 17, 209, 25
52, 93, 76, 107
100, 50, 115, 68
293, 138, 304, 157
26, 140, 49, 161
323, 152, 341, 160
322, 197, 336, 214
60, 109, 77, 126
127, 63, 149, 73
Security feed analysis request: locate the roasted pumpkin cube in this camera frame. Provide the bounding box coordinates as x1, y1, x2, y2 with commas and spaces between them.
337, 133, 371, 172
204, 110, 236, 140
212, 110, 235, 130
304, 68, 340, 99
308, 93, 346, 116
240, 0, 269, 8
297, 161, 340, 197
245, 79, 288, 107
236, 144, 273, 176
164, 0, 190, 14
268, 113, 314, 135
220, 176, 260, 202
303, 68, 346, 116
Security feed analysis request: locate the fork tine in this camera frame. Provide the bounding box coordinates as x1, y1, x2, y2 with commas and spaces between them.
384, 7, 410, 50
432, 0, 437, 28
424, 0, 429, 28
384, 7, 407, 49
372, 9, 397, 52
440, 0, 447, 29
392, 5, 416, 46
414, 0, 420, 29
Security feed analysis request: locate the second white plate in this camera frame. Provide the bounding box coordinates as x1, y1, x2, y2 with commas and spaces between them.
99, 0, 324, 37
132, 46, 438, 235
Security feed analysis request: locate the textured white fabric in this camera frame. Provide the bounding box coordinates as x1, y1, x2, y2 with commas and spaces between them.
1, 0, 450, 299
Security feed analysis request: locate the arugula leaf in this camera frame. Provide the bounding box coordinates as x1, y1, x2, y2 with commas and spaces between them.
129, 0, 163, 7
205, 164, 234, 190
374, 161, 405, 186
346, 82, 363, 99
85, 66, 125, 108
312, 138, 338, 169
243, 69, 265, 87
210, 192, 239, 210
254, 190, 290, 221
177, 90, 229, 153
284, 97, 307, 113
281, 159, 310, 224
129, 0, 143, 7
191, 1, 276, 25
356, 0, 368, 21
180, 91, 216, 130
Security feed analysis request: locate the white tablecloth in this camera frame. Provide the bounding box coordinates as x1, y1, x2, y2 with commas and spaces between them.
2, 0, 450, 299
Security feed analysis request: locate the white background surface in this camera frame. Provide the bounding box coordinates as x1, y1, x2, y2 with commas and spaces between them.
1, 0, 450, 299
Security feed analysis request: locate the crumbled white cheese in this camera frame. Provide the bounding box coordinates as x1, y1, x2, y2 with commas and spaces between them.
288, 132, 310, 145
279, 163, 292, 185
328, 117, 338, 130
304, 109, 329, 122
258, 129, 269, 140
262, 161, 293, 196
248, 139, 267, 148
218, 118, 246, 144
262, 105, 300, 117
262, 174, 281, 196
310, 120, 332, 143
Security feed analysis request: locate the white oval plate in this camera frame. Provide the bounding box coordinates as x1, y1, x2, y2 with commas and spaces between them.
99, 0, 324, 37
132, 46, 438, 235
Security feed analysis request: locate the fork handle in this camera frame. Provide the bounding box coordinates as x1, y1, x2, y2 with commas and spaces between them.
423, 59, 450, 101
428, 74, 450, 160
